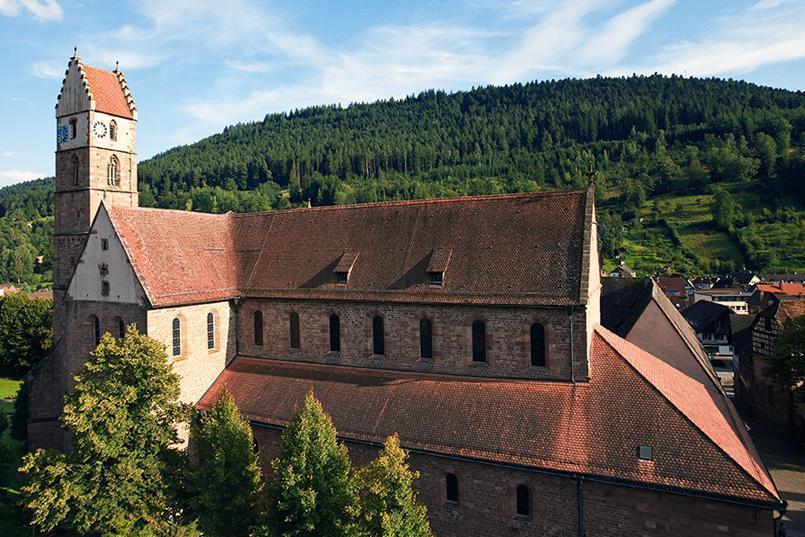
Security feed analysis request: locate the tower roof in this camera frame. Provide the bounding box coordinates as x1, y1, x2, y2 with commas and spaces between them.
56, 52, 136, 119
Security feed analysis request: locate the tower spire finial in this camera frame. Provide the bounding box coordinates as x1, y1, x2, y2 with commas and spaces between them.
115, 60, 119, 72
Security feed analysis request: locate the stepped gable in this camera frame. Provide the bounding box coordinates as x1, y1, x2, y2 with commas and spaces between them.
107, 189, 590, 308
235, 189, 588, 306
56, 52, 136, 119
198, 326, 780, 506
106, 206, 237, 306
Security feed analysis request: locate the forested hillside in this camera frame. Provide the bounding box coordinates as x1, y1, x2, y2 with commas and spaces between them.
2, 74, 804, 285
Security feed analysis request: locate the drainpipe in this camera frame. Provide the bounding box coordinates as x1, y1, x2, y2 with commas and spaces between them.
568, 306, 575, 384
578, 478, 585, 537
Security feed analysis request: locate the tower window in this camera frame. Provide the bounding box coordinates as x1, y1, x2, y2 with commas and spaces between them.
101, 281, 110, 297
329, 314, 341, 352
530, 323, 546, 367
71, 155, 80, 186
290, 312, 300, 350
107, 155, 120, 187
445, 473, 459, 503
472, 320, 486, 362
101, 238, 109, 251
372, 315, 385, 356
253, 310, 263, 346
109, 120, 118, 141
117, 318, 125, 339
92, 315, 100, 347
69, 118, 77, 139
99, 263, 109, 276
516, 485, 531, 517
172, 318, 181, 357
420, 318, 433, 359
207, 312, 216, 350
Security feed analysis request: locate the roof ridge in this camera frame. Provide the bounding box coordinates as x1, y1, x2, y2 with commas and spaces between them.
594, 326, 780, 503
230, 188, 587, 218
108, 205, 232, 218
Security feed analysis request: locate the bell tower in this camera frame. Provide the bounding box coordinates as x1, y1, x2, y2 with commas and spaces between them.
29, 51, 139, 448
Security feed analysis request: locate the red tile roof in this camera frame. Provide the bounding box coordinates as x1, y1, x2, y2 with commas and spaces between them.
105, 189, 591, 308
83, 65, 134, 119
198, 326, 780, 506
755, 283, 805, 297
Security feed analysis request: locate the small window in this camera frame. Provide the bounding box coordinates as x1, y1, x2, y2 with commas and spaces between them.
290, 312, 300, 350
445, 473, 459, 503
69, 118, 77, 139
117, 318, 125, 339
329, 314, 341, 352
638, 445, 653, 460
207, 312, 216, 350
253, 310, 263, 346
420, 318, 433, 359
372, 315, 385, 356
101, 281, 110, 297
516, 484, 531, 517
172, 318, 181, 357
92, 315, 100, 347
101, 238, 109, 251
71, 155, 80, 186
107, 155, 120, 187
472, 320, 486, 362
429, 271, 444, 286
530, 323, 546, 367
109, 120, 117, 141
99, 263, 109, 276
335, 271, 348, 284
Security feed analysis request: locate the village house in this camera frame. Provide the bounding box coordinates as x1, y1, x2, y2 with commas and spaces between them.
29, 53, 785, 537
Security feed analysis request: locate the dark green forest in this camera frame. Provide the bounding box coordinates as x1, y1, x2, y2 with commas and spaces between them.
2, 74, 804, 285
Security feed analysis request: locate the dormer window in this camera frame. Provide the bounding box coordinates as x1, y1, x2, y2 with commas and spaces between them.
427, 247, 451, 286
638, 445, 653, 460
334, 251, 359, 285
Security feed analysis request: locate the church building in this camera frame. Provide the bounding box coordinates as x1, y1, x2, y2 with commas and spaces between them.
30, 52, 784, 537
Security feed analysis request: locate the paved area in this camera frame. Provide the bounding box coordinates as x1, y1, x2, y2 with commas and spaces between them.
749, 427, 805, 537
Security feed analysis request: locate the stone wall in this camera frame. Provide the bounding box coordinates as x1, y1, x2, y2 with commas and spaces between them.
251, 426, 773, 537
239, 299, 591, 381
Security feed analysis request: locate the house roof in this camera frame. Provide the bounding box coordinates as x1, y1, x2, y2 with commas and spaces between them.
105, 189, 592, 308
755, 283, 805, 297
198, 326, 779, 506
682, 300, 732, 331
762, 273, 805, 283
81, 65, 135, 119
656, 276, 689, 294
758, 299, 805, 324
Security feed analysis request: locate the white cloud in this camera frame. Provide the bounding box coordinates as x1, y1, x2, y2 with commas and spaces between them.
0, 170, 48, 187
1, 150, 15, 158
1, 0, 62, 20
30, 60, 63, 79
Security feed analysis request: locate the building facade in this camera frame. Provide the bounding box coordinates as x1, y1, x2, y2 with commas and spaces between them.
30, 54, 785, 536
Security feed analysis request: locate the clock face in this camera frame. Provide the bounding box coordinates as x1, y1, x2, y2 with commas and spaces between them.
93, 121, 107, 138
56, 124, 69, 144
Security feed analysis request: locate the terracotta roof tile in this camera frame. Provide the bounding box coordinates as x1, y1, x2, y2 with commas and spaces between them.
198, 327, 780, 506
83, 65, 134, 119
755, 283, 805, 297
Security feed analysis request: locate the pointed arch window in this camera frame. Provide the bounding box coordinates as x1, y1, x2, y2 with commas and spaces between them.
372, 316, 385, 356
107, 155, 120, 187
289, 312, 300, 350
172, 318, 181, 357
117, 317, 125, 339
253, 310, 263, 346
329, 314, 341, 352
420, 318, 433, 359
109, 120, 118, 141
472, 320, 486, 362
71, 155, 80, 186
92, 315, 100, 347
207, 312, 216, 350
530, 323, 546, 367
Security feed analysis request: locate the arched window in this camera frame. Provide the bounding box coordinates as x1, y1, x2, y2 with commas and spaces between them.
92, 315, 100, 347
71, 155, 80, 186
115, 317, 125, 339
253, 310, 263, 346
109, 119, 117, 141
290, 312, 300, 350
329, 314, 341, 352
207, 312, 216, 350
420, 318, 433, 359
471, 320, 486, 362
446, 473, 459, 503
372, 315, 384, 356
172, 318, 181, 357
516, 484, 531, 517
530, 323, 546, 367
69, 118, 77, 139
107, 155, 120, 187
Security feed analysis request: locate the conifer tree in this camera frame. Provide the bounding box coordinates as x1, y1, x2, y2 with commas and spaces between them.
187, 392, 266, 537
355, 434, 433, 537
21, 326, 184, 535
269, 392, 357, 537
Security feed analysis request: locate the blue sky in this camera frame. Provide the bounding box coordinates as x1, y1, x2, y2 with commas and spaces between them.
1, 0, 805, 187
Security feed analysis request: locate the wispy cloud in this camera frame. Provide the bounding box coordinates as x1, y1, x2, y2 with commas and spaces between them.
0, 169, 48, 187
30, 60, 63, 79
1, 150, 15, 158
1, 0, 62, 21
